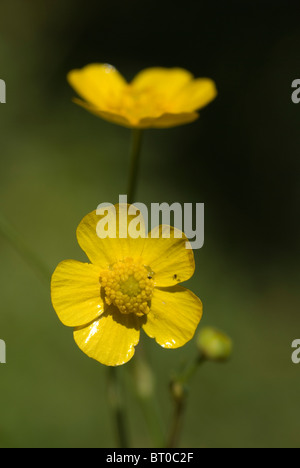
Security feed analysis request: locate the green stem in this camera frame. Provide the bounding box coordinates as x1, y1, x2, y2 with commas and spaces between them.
126, 129, 167, 447
167, 391, 185, 449
107, 367, 130, 448
105, 129, 144, 448
167, 355, 206, 448
127, 129, 144, 204
0, 211, 51, 285
178, 354, 206, 386
138, 391, 166, 448
127, 352, 166, 447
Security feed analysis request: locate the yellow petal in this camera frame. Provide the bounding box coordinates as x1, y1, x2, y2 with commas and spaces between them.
132, 67, 193, 99
172, 78, 217, 113
73, 307, 142, 366
143, 286, 203, 348
67, 64, 217, 129
77, 205, 147, 267
142, 225, 195, 287
67, 63, 127, 110
138, 112, 199, 128
51, 260, 103, 327
73, 98, 134, 128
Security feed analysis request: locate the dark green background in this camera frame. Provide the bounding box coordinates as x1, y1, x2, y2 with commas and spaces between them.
0, 0, 299, 448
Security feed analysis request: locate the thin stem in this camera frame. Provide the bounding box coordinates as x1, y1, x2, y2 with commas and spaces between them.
127, 128, 168, 447
178, 354, 206, 386
107, 367, 130, 448
105, 129, 143, 448
127, 351, 166, 447
0, 211, 51, 286
126, 129, 167, 447
167, 355, 206, 448
167, 392, 185, 449
138, 396, 166, 448
127, 129, 144, 204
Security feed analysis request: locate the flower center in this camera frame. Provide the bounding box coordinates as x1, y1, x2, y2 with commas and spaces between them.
113, 85, 167, 121
99, 258, 154, 317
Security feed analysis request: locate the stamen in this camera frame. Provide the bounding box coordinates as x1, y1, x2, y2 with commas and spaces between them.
100, 258, 154, 316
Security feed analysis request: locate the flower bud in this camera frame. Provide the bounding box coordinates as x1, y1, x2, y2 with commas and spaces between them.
197, 327, 232, 362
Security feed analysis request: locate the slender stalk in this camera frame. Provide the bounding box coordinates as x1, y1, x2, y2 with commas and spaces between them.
0, 211, 51, 285
139, 396, 165, 448
167, 390, 186, 449
107, 367, 130, 448
178, 354, 206, 386
167, 355, 206, 448
126, 351, 166, 447
105, 129, 144, 448
126, 128, 167, 447
127, 129, 144, 204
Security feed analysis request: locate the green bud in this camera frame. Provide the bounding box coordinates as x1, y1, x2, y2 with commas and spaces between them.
197, 327, 233, 362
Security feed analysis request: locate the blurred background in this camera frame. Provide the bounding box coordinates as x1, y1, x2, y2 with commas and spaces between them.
0, 0, 299, 448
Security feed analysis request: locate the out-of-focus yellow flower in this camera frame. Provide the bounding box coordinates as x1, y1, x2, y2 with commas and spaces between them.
67, 64, 217, 128
51, 205, 203, 366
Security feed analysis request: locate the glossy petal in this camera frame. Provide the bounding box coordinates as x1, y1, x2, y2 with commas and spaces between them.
77, 205, 147, 267
51, 260, 103, 327
142, 226, 195, 287
73, 307, 142, 366
67, 63, 127, 110
143, 286, 203, 348
172, 78, 218, 113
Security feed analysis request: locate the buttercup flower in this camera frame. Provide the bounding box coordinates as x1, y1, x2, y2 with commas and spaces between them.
67, 64, 217, 128
51, 205, 203, 366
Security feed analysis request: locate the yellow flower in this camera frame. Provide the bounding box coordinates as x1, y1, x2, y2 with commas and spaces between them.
67, 64, 217, 129
51, 205, 203, 366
